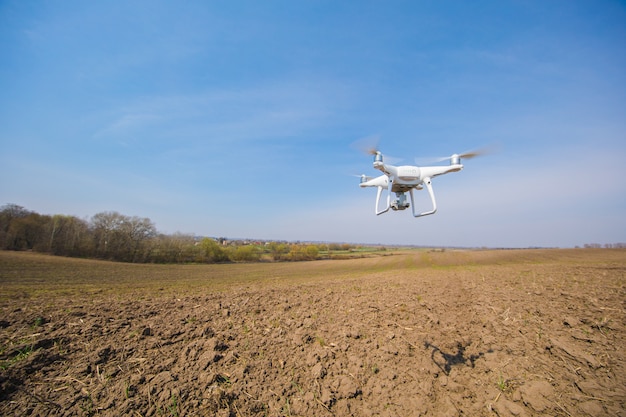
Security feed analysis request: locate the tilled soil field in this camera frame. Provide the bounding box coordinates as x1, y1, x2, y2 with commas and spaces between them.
0, 249, 624, 416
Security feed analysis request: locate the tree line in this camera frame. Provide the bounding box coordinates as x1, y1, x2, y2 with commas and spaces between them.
580, 243, 626, 249
0, 204, 357, 263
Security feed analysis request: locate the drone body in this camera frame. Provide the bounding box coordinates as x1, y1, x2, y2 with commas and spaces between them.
359, 150, 477, 217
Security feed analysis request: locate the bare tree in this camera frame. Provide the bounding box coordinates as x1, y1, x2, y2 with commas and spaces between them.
0, 204, 32, 249
121, 216, 157, 262
91, 212, 155, 261
91, 211, 127, 258
46, 215, 92, 256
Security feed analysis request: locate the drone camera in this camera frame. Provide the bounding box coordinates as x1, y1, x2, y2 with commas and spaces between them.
391, 193, 410, 211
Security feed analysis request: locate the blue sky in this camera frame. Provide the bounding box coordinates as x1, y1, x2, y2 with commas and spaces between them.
1, 1, 625, 248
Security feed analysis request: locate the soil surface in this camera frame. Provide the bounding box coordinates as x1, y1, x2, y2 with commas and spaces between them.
0, 249, 624, 416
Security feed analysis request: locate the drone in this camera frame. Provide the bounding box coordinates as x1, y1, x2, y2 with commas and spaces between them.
358, 148, 485, 217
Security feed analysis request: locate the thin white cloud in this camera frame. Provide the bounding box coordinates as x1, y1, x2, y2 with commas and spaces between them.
91, 78, 350, 147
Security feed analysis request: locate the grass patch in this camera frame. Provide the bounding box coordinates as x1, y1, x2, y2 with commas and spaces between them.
496, 373, 509, 392
1, 345, 34, 370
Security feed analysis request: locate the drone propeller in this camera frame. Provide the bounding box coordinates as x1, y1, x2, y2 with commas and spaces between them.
456, 149, 488, 159
351, 137, 404, 165
421, 145, 495, 165
351, 134, 379, 149
351, 174, 373, 183
351, 135, 382, 156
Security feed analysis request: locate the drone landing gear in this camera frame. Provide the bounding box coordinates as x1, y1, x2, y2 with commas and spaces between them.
409, 178, 437, 218
375, 177, 437, 217
374, 186, 390, 215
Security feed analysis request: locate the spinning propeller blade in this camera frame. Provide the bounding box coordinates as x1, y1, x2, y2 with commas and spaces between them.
457, 149, 487, 159
351, 174, 372, 181
420, 144, 496, 164
351, 136, 403, 164
351, 135, 380, 156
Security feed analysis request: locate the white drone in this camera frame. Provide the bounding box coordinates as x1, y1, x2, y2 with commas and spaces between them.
359, 148, 485, 217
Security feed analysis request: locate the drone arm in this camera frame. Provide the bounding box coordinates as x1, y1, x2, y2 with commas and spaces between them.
410, 177, 437, 217
420, 164, 462, 178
